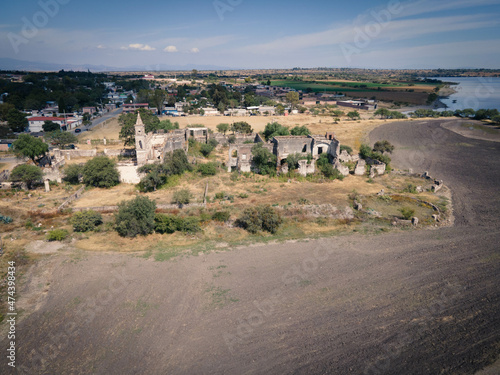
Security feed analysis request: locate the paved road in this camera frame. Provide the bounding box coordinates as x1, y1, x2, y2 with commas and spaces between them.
71, 107, 123, 134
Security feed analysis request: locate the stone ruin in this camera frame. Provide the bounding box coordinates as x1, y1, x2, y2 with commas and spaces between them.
227, 133, 341, 176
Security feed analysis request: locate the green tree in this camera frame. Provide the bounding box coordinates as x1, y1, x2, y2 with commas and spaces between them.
63, 164, 83, 185
164, 149, 192, 175
82, 156, 120, 188
115, 196, 157, 237
151, 89, 166, 114
197, 162, 217, 176
6, 108, 28, 132
12, 134, 49, 163
276, 103, 285, 115
286, 153, 304, 169
216, 123, 229, 135
286, 91, 300, 111
82, 113, 92, 127
45, 130, 78, 148
171, 189, 192, 205
158, 119, 179, 131
238, 205, 282, 234
290, 125, 310, 136
71, 210, 103, 232
347, 111, 360, 120
137, 163, 168, 192
42, 121, 60, 132
251, 143, 276, 175
0, 103, 15, 122
263, 122, 289, 140
9, 164, 43, 189
373, 140, 394, 154
231, 121, 253, 134
374, 108, 391, 119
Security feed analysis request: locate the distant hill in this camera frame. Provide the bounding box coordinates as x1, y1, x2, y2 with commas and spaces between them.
0, 58, 234, 72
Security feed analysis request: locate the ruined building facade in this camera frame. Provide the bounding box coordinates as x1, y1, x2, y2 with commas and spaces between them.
228, 132, 341, 176
134, 113, 208, 166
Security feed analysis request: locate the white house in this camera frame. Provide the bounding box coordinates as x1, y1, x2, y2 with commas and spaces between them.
27, 116, 66, 132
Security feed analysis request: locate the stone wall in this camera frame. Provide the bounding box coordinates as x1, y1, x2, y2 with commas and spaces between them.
58, 185, 85, 211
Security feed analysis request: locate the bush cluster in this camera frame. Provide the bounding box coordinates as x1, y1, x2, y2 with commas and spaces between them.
115, 196, 156, 238
71, 210, 103, 232
212, 211, 230, 222
154, 214, 201, 234
238, 205, 282, 234
197, 162, 218, 176
46, 229, 69, 241
138, 149, 192, 192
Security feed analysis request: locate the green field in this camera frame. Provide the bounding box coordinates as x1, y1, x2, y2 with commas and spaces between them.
270, 80, 437, 93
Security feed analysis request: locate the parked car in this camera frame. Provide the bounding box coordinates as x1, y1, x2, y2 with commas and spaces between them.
75, 128, 82, 133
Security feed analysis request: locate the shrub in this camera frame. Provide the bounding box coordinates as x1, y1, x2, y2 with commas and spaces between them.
0, 215, 13, 224
403, 184, 417, 194
200, 143, 215, 157
197, 162, 217, 176
251, 143, 277, 175
9, 164, 43, 189
228, 135, 236, 144
340, 145, 353, 155
176, 217, 201, 233
238, 205, 282, 234
82, 156, 120, 188
171, 189, 192, 205
212, 211, 230, 222
400, 207, 415, 220
63, 164, 84, 185
164, 149, 192, 175
115, 196, 157, 237
46, 229, 69, 241
154, 214, 179, 234
373, 140, 394, 154
71, 210, 103, 232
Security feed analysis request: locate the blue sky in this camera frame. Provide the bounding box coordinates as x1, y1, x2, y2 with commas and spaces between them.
1, 0, 499, 69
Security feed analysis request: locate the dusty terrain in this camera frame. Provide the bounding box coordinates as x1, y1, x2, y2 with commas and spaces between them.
1, 119, 499, 374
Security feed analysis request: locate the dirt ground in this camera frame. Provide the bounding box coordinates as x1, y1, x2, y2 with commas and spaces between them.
1, 119, 499, 374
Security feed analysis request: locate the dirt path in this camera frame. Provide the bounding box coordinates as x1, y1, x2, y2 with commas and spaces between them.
1, 119, 499, 374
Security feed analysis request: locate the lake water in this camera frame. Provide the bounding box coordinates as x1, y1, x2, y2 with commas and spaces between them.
436, 77, 500, 112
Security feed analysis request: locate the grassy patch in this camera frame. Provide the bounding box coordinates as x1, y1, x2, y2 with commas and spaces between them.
205, 285, 239, 309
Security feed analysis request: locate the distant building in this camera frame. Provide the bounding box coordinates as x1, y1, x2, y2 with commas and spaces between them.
0, 139, 15, 151
337, 100, 376, 110
144, 75, 155, 80
82, 107, 97, 115
27, 116, 66, 132
122, 103, 150, 114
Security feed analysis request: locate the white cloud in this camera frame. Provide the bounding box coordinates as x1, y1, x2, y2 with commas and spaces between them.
123, 43, 156, 51
164, 45, 178, 53
236, 13, 498, 55
190, 47, 200, 53
97, 45, 106, 49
